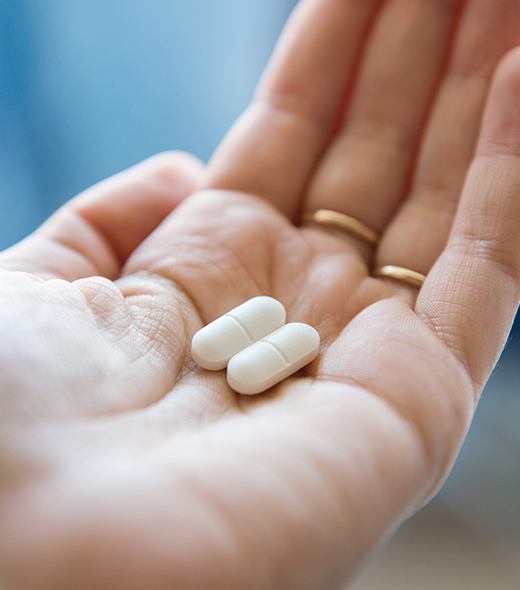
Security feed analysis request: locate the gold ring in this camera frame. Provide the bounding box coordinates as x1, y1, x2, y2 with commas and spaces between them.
301, 209, 379, 246
373, 265, 426, 288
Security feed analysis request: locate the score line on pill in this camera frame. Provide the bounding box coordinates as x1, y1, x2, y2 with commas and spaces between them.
227, 323, 320, 395
191, 296, 286, 370
191, 297, 320, 395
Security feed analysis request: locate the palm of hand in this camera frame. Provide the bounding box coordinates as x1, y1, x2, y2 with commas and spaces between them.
0, 190, 477, 590
2, 1, 520, 589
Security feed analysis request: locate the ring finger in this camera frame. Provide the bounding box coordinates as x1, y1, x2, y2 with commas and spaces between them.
377, 0, 520, 277
302, 0, 463, 254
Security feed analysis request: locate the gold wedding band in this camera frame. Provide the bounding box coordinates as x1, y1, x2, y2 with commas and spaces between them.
373, 265, 426, 288
301, 209, 379, 246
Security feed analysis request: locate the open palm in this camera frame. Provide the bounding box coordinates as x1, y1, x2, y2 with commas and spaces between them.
2, 2, 520, 589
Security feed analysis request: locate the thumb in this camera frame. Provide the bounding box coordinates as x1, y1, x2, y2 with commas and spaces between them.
0, 152, 204, 280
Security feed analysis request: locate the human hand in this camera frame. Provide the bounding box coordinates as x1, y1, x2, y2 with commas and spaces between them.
1, 1, 520, 589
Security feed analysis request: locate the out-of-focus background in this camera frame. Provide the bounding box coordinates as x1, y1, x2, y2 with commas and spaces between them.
1, 2, 518, 588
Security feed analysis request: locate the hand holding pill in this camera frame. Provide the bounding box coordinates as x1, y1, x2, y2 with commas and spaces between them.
191, 297, 320, 395
2, 0, 520, 585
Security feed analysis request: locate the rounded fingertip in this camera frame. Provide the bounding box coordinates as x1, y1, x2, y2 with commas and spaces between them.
477, 46, 520, 158
142, 151, 205, 187
495, 45, 520, 79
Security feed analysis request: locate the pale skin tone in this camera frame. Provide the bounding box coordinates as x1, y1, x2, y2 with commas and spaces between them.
1, 1, 520, 588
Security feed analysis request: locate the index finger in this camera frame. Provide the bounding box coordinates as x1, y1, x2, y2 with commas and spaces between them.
203, 0, 382, 218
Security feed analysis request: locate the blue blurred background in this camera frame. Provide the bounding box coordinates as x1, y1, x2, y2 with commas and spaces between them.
0, 0, 295, 247
0, 2, 518, 588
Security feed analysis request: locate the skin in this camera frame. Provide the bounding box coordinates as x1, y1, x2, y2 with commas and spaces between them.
1, 0, 520, 588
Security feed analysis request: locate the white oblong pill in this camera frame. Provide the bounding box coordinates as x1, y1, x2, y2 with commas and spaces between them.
191, 296, 286, 371
227, 323, 320, 395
